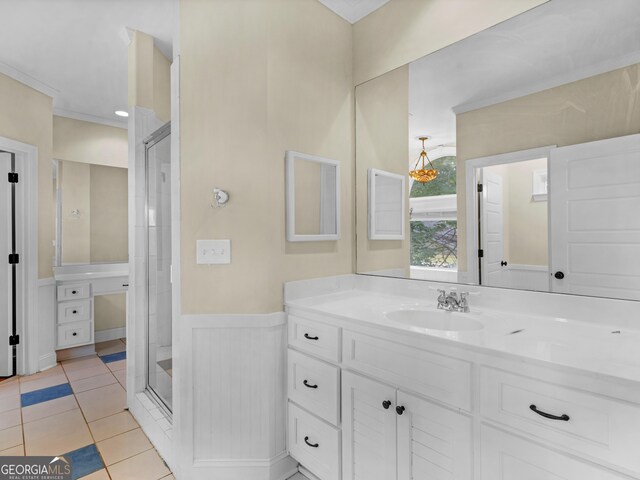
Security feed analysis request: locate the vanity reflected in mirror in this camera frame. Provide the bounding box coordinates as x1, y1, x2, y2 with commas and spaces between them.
356, 0, 640, 301
53, 159, 128, 266
286, 150, 340, 242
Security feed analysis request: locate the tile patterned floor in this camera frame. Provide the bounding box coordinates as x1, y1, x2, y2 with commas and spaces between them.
0, 339, 173, 480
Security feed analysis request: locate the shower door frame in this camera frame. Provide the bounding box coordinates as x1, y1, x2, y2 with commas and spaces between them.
143, 122, 173, 416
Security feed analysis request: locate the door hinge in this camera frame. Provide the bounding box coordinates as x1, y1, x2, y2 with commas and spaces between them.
477, 184, 483, 193
8, 253, 19, 264
478, 249, 484, 258
7, 172, 18, 183
9, 335, 19, 346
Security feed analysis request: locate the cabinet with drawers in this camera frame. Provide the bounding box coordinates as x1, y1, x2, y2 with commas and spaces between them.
56, 282, 94, 349
285, 310, 640, 480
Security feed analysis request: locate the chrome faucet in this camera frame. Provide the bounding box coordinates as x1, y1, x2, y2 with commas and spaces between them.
437, 289, 470, 313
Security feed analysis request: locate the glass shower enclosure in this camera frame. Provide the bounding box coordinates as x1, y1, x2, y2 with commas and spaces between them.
145, 123, 172, 412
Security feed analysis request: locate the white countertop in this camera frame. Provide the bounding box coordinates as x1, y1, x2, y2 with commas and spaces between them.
286, 288, 640, 383
54, 263, 129, 282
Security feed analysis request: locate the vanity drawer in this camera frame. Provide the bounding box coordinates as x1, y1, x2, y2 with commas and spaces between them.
481, 425, 630, 480
288, 349, 340, 426
481, 367, 640, 473
342, 330, 472, 411
57, 283, 91, 301
57, 321, 93, 348
57, 299, 92, 324
288, 315, 340, 362
288, 402, 340, 480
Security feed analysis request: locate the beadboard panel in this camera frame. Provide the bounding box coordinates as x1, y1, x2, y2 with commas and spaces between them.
37, 278, 57, 372
176, 313, 297, 480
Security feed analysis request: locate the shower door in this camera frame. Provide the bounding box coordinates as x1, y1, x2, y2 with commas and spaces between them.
145, 123, 172, 411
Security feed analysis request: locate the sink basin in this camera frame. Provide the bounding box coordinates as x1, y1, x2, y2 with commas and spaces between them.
385, 309, 484, 332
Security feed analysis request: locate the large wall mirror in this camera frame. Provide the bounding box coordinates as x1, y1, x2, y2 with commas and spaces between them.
355, 0, 640, 301
54, 159, 128, 266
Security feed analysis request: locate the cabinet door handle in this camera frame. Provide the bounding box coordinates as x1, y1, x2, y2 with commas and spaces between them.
529, 404, 570, 421
396, 405, 405, 415
71, 290, 78, 294
304, 436, 319, 448
72, 310, 78, 314
303, 380, 318, 389
304, 333, 319, 341
382, 400, 391, 410
72, 332, 77, 336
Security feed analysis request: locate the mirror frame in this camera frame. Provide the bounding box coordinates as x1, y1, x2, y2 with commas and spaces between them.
368, 168, 406, 240
285, 150, 341, 242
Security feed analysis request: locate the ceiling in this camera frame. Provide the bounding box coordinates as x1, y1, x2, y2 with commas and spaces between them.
408, 0, 640, 160
0, 0, 176, 128
317, 0, 390, 23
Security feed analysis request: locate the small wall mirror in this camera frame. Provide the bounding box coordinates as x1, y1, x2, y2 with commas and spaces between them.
285, 151, 340, 242
368, 168, 405, 240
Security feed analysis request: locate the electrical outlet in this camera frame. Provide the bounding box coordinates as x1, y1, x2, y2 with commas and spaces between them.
196, 239, 231, 265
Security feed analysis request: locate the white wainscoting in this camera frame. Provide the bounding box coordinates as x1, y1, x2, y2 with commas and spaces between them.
505, 264, 549, 292
37, 278, 57, 372
174, 313, 297, 480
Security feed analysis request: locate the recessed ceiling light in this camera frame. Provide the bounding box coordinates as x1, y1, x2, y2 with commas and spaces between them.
115, 110, 129, 118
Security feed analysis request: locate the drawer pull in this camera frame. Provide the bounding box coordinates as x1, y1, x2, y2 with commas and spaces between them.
304, 333, 319, 341
530, 404, 570, 422
72, 290, 78, 294
382, 400, 391, 410
72, 310, 78, 314
304, 436, 319, 448
303, 380, 318, 389
72, 332, 77, 337
396, 405, 405, 415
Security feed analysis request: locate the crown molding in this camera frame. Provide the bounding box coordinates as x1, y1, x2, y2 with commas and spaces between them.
53, 108, 128, 130
0, 61, 58, 99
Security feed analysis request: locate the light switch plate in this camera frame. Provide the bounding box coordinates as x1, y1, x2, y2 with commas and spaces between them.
196, 239, 231, 265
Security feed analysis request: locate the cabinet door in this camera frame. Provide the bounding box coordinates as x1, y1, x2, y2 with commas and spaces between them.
396, 390, 472, 480
342, 371, 397, 480
482, 426, 630, 480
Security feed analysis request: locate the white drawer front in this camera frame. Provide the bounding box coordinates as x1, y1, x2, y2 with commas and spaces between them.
481, 425, 629, 480
288, 349, 340, 426
57, 283, 91, 301
57, 299, 91, 324
288, 315, 340, 362
481, 367, 640, 474
342, 330, 472, 411
57, 321, 93, 348
288, 403, 340, 480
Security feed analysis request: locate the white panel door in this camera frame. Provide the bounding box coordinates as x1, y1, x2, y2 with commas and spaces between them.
481, 170, 505, 287
342, 371, 397, 480
0, 153, 12, 376
549, 134, 640, 299
396, 390, 472, 480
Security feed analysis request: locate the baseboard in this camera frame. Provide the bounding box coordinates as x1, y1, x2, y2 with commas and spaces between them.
297, 466, 320, 480
95, 327, 126, 343
56, 344, 97, 362
185, 454, 297, 480
38, 353, 58, 371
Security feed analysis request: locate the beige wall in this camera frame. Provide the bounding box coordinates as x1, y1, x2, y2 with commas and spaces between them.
60, 161, 91, 264
456, 63, 640, 271
180, 0, 353, 314
94, 293, 126, 332
0, 73, 54, 279
352, 0, 548, 85
53, 116, 128, 168
355, 65, 410, 274
128, 30, 171, 123
90, 165, 128, 263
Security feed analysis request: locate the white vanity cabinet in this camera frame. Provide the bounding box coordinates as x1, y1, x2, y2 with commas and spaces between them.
286, 309, 640, 480
56, 282, 94, 349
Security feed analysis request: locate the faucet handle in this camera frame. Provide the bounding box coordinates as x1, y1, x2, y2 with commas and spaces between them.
459, 292, 470, 312
437, 289, 447, 301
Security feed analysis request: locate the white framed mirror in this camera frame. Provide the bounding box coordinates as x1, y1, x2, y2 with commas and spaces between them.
285, 150, 340, 242
368, 168, 405, 240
